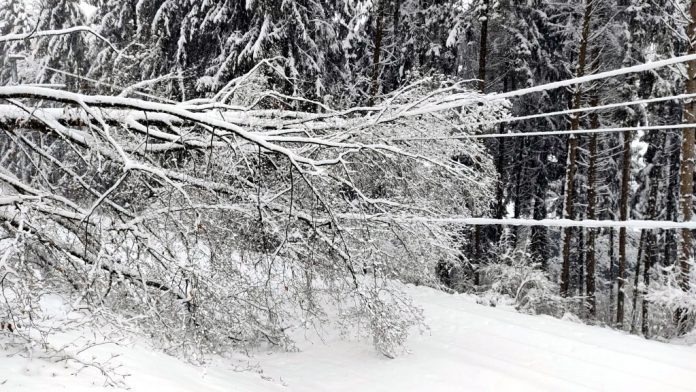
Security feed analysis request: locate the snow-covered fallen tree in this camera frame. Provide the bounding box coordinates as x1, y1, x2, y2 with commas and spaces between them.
0, 62, 507, 359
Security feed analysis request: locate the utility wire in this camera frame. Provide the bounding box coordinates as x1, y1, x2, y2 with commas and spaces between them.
391, 123, 694, 141
465, 92, 696, 128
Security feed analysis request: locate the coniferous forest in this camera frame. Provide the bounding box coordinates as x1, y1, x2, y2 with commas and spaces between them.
1, 0, 696, 389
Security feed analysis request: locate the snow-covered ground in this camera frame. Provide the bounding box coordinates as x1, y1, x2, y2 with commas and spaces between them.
3, 285, 696, 391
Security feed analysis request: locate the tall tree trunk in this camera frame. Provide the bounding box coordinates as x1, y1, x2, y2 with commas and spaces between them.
561, 0, 593, 297
634, 134, 666, 335
391, 0, 401, 89
609, 226, 616, 317
494, 75, 509, 249
393, 0, 401, 42
473, 225, 481, 286
495, 75, 509, 223
472, 0, 491, 285
642, 231, 655, 338
369, 0, 385, 103
578, 217, 585, 298
585, 94, 599, 317
630, 230, 646, 332
513, 137, 526, 242
477, 0, 490, 93
665, 133, 680, 268
531, 172, 549, 270
495, 138, 506, 218
642, 164, 663, 338
676, 0, 696, 334
642, 173, 662, 338
617, 129, 632, 328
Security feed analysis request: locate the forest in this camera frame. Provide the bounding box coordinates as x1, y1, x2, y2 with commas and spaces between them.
1, 0, 696, 390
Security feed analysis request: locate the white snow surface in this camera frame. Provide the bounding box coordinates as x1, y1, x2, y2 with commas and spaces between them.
2, 285, 696, 391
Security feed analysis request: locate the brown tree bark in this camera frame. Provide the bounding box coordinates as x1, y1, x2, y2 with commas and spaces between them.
617, 129, 632, 328
665, 134, 680, 268
393, 0, 401, 40
513, 135, 527, 242
477, 0, 490, 93
369, 0, 385, 103
641, 155, 664, 337
495, 75, 509, 223
561, 0, 593, 297
472, 0, 491, 285
609, 227, 616, 312
642, 176, 662, 337
676, 0, 696, 334
641, 231, 655, 337
635, 135, 666, 336
630, 230, 646, 332
390, 0, 401, 89
585, 95, 599, 317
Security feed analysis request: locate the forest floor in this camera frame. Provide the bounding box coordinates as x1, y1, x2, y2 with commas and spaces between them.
2, 285, 696, 391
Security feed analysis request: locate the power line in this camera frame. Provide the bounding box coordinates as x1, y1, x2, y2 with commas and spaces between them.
466, 92, 696, 128
390, 123, 693, 141
336, 215, 696, 230
400, 53, 696, 117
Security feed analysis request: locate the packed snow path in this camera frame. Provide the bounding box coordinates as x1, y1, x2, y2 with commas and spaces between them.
3, 285, 696, 391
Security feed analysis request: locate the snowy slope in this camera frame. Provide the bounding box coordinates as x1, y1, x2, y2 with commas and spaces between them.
3, 285, 696, 391
258, 286, 696, 391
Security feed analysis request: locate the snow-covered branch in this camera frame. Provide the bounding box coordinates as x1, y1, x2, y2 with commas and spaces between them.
0, 26, 124, 55
0, 72, 503, 358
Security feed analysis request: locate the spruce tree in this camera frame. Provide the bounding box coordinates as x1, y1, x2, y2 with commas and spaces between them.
33, 0, 89, 91
0, 0, 30, 84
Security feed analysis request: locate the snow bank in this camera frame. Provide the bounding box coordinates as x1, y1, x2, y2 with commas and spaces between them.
2, 285, 695, 391
0, 331, 283, 391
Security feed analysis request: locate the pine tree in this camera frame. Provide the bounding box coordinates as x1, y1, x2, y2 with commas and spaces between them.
87, 0, 139, 92
0, 0, 30, 84
33, 0, 89, 91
